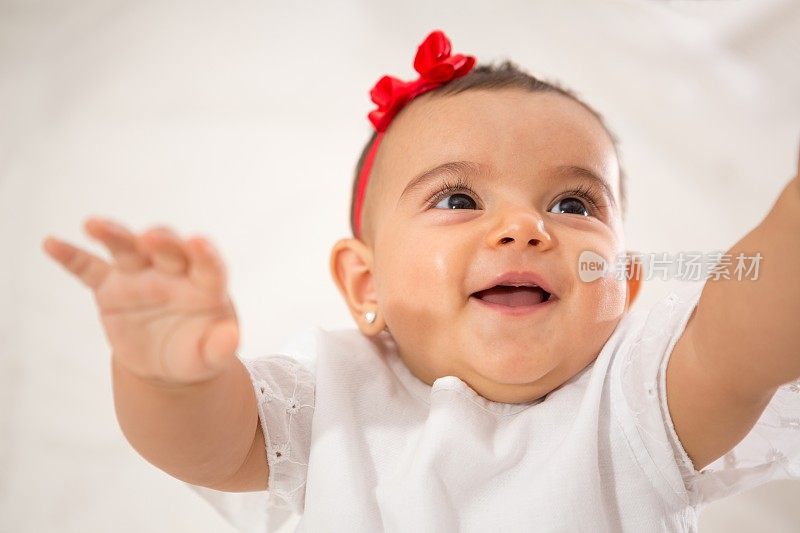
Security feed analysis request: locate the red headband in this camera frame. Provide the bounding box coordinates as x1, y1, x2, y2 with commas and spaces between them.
353, 30, 476, 239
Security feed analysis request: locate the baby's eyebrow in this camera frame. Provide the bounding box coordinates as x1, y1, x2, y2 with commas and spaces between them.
399, 160, 482, 202
552, 165, 618, 211
398, 160, 617, 210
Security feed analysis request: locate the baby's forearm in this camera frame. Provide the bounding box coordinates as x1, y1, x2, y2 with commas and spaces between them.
111, 355, 265, 490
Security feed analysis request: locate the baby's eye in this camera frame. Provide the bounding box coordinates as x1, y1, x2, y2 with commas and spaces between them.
433, 192, 479, 210
548, 197, 590, 217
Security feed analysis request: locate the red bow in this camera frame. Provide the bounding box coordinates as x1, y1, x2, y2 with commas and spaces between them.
367, 30, 476, 132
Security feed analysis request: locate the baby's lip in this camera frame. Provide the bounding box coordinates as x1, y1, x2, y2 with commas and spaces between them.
470, 270, 557, 299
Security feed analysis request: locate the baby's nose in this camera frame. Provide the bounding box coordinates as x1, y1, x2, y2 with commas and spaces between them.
488, 209, 553, 249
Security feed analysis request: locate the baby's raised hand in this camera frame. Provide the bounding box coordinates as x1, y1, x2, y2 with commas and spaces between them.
42, 218, 240, 386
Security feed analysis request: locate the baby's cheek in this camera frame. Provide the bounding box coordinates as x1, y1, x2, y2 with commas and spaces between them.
579, 271, 627, 322
376, 257, 439, 332
561, 277, 627, 373
380, 250, 461, 353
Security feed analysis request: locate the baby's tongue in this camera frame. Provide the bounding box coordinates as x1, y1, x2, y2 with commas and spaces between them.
478, 286, 546, 306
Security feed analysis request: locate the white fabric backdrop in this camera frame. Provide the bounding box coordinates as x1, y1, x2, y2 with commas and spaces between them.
2, 0, 798, 531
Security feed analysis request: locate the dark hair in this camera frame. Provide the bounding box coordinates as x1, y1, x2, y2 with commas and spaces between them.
350, 60, 627, 239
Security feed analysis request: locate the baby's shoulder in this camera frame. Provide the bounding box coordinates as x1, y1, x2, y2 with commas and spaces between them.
606, 283, 705, 351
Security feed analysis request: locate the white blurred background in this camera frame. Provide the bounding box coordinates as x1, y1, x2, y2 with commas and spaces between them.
2, 0, 799, 531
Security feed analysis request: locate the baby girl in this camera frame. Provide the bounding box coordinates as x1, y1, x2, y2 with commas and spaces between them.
42, 30, 800, 532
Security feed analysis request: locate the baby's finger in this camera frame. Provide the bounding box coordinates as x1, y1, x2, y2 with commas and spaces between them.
84, 217, 151, 272
186, 236, 228, 293
200, 315, 239, 371
139, 227, 190, 276
42, 236, 111, 291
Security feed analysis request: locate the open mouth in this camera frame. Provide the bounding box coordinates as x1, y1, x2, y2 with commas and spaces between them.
470, 285, 553, 307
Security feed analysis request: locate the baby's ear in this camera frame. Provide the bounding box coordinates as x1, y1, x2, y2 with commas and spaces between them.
329, 238, 384, 334
624, 252, 643, 311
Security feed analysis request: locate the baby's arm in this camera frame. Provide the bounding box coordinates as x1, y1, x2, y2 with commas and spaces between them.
111, 351, 266, 491
666, 146, 800, 471
42, 219, 267, 491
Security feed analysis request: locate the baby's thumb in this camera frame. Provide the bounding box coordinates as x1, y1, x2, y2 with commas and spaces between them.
202, 317, 240, 371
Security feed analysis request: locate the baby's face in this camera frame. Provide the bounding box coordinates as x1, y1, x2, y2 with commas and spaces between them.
337, 88, 632, 404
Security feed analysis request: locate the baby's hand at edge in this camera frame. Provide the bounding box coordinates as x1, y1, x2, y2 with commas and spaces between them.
42, 217, 240, 386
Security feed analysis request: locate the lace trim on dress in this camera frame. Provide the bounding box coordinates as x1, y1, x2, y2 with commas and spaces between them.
241, 355, 315, 513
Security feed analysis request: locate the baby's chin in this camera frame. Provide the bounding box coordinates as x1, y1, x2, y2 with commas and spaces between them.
459, 373, 557, 404
461, 347, 597, 404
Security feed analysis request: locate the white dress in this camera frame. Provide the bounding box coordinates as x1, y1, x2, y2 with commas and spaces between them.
186, 281, 800, 532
